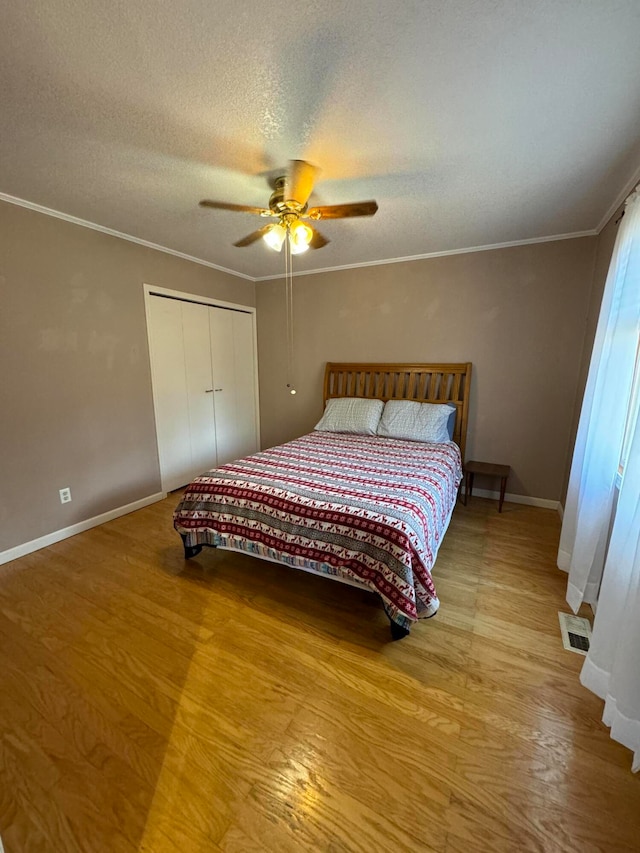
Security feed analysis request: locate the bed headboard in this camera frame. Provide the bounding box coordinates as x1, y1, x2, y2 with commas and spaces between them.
323, 362, 473, 462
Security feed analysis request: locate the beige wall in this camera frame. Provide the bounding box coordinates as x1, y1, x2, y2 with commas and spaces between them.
257, 238, 597, 502
0, 198, 605, 555
0, 200, 254, 553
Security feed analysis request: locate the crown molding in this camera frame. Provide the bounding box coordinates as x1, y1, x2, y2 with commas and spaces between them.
1, 189, 602, 283
253, 229, 597, 281
595, 161, 640, 233
0, 191, 254, 281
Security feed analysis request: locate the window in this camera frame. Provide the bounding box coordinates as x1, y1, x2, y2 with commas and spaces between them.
620, 337, 640, 477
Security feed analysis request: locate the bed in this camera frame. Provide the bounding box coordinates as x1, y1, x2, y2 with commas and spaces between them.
173, 362, 472, 639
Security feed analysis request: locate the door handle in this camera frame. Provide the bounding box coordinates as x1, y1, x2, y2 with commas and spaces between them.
214, 388, 223, 392
205, 389, 214, 393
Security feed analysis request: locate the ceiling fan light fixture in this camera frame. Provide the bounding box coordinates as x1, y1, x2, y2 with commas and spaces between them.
199, 160, 377, 394
263, 223, 287, 252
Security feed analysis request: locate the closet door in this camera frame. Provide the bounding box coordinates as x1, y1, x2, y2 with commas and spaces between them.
182, 301, 218, 478
147, 296, 192, 492
209, 307, 258, 466
148, 293, 258, 491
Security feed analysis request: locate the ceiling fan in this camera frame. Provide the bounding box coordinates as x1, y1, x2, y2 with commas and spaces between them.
199, 160, 378, 254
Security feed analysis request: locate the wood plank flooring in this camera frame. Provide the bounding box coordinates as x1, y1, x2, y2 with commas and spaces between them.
0, 495, 639, 852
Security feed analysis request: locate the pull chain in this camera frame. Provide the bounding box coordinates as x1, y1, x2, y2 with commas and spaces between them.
285, 230, 296, 395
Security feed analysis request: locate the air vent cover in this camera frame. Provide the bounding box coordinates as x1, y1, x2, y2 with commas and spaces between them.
558, 612, 592, 656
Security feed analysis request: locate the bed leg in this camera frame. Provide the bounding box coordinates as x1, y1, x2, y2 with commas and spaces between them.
389, 620, 410, 641
180, 536, 202, 559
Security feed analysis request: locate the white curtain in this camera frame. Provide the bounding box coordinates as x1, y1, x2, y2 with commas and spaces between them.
558, 186, 640, 612
561, 184, 640, 771
581, 390, 640, 771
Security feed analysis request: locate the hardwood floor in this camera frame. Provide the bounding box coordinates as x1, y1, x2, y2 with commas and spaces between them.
0, 495, 638, 852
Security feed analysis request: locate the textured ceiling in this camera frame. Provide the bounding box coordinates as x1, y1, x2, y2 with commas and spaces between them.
2, 1, 640, 280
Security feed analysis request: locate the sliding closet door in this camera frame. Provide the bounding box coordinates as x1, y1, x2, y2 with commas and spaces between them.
147, 296, 193, 492
182, 301, 218, 477
147, 291, 259, 491
209, 307, 258, 466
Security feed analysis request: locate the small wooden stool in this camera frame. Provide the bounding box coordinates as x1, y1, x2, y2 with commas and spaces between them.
464, 460, 511, 512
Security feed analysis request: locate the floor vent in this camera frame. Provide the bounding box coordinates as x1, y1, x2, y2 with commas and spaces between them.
558, 612, 592, 655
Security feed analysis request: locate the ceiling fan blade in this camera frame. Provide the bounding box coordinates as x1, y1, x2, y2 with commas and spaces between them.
307, 200, 378, 220
285, 160, 317, 206
233, 224, 274, 247
308, 227, 330, 249
200, 200, 271, 216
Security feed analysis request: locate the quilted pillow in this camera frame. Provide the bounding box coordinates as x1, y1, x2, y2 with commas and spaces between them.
377, 400, 456, 443
314, 397, 384, 435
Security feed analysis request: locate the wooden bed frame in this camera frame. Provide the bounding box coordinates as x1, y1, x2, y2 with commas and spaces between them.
324, 362, 472, 461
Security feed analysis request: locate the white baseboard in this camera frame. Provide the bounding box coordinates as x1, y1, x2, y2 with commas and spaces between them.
468, 487, 560, 511
1, 484, 560, 568
557, 502, 565, 521
0, 492, 166, 567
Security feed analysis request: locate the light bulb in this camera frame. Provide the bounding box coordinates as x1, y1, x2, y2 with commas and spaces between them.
289, 220, 313, 254
290, 240, 309, 255
263, 223, 286, 252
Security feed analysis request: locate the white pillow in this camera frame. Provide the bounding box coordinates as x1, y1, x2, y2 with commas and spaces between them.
314, 397, 384, 435
377, 400, 456, 443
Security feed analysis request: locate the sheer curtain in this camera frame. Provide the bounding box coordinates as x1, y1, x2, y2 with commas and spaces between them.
560, 185, 640, 770
581, 384, 640, 771
558, 186, 640, 612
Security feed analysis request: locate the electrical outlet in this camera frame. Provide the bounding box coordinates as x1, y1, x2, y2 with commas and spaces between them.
59, 487, 72, 504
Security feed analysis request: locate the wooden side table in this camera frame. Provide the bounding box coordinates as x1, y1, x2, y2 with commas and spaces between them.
464, 460, 511, 513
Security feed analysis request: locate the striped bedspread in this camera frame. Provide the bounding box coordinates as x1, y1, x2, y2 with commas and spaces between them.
173, 431, 462, 630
